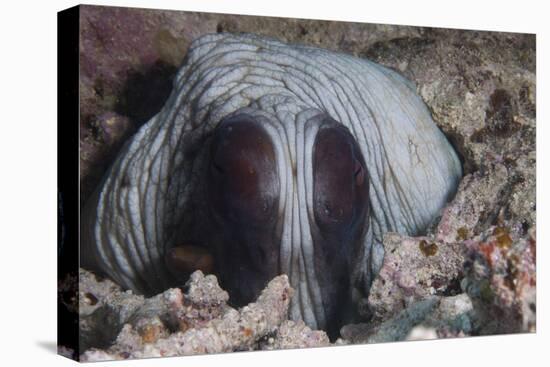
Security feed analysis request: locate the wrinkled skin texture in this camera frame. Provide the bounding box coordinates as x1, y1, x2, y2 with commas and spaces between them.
203, 114, 370, 337
82, 33, 462, 337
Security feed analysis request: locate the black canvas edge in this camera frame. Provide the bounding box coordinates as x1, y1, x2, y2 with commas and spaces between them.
57, 4, 80, 361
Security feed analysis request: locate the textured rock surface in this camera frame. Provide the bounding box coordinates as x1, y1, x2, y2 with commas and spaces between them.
358, 163, 535, 342
79, 269, 234, 352
461, 226, 536, 334
366, 234, 464, 320
342, 294, 475, 343
260, 320, 331, 350
368, 28, 536, 233
80, 269, 310, 361
75, 5, 536, 356
79, 269, 145, 350
354, 28, 535, 340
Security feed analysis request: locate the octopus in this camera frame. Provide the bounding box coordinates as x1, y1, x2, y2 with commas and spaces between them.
82, 33, 462, 338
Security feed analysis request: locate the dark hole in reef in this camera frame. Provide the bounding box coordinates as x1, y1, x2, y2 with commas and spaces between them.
435, 275, 463, 297
81, 114, 102, 141
471, 89, 521, 144
85, 292, 99, 306
216, 20, 239, 34
361, 36, 436, 61
114, 60, 177, 128
443, 128, 474, 174
518, 84, 536, 119
485, 89, 516, 135
521, 220, 530, 234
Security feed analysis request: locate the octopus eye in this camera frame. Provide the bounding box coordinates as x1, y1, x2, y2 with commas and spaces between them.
313, 125, 369, 234
208, 114, 279, 226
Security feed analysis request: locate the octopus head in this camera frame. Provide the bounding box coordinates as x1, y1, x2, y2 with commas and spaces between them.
204, 112, 370, 337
